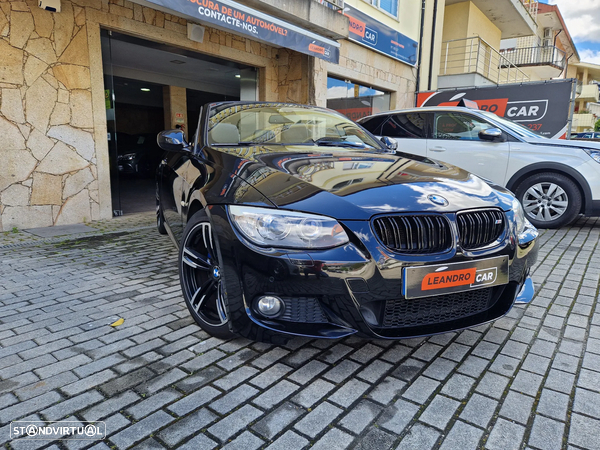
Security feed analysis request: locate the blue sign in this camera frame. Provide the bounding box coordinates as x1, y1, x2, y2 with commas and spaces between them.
342, 5, 418, 66
145, 0, 340, 63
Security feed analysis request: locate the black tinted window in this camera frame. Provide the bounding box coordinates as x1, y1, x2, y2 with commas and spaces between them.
359, 116, 388, 135
380, 113, 426, 138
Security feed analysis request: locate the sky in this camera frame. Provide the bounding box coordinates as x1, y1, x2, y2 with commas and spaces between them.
541, 0, 600, 64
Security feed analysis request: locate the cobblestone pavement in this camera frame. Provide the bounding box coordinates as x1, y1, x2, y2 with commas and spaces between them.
1, 214, 600, 450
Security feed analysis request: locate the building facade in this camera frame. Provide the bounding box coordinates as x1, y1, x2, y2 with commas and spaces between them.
0, 0, 421, 231
418, 0, 537, 91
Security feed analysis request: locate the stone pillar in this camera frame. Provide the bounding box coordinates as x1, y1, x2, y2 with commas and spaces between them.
309, 57, 328, 107
277, 49, 310, 104
163, 85, 187, 132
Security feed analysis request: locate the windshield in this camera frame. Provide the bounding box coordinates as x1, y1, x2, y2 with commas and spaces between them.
206, 103, 382, 149
479, 110, 546, 139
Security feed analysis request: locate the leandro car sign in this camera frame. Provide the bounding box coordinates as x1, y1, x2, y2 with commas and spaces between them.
417, 79, 577, 139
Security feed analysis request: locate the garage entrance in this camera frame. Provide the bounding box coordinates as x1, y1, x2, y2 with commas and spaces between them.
101, 30, 257, 216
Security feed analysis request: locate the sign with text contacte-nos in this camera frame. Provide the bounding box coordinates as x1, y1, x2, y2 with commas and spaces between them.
144, 0, 340, 63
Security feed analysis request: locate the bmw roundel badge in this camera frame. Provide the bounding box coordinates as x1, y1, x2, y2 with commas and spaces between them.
428, 194, 449, 206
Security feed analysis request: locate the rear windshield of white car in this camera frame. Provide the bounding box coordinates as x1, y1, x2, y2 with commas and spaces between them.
479, 111, 545, 139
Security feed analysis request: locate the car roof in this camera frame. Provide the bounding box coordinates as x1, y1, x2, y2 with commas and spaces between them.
361, 106, 485, 119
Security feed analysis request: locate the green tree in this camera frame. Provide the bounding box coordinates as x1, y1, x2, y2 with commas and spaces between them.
595, 118, 600, 132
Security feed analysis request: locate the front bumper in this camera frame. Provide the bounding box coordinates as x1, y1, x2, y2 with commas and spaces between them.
209, 206, 538, 340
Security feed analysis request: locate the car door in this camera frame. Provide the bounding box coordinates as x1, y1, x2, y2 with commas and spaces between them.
428, 112, 510, 185
361, 112, 429, 157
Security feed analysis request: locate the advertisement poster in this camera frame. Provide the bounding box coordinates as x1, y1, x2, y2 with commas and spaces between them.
146, 0, 340, 63
417, 80, 577, 139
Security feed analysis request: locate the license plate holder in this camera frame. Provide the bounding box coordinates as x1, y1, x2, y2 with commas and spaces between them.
403, 256, 509, 299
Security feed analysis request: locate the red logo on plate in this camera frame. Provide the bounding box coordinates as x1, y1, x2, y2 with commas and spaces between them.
421, 268, 476, 291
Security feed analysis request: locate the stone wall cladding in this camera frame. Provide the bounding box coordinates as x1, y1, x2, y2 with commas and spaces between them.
0, 0, 98, 230
0, 0, 277, 231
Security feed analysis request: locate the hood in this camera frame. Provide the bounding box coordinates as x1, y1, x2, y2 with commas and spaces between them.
523, 136, 600, 151
209, 145, 515, 220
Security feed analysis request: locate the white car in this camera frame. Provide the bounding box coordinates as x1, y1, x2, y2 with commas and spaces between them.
359, 106, 600, 228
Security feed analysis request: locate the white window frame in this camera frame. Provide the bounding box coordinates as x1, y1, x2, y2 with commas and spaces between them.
362, 0, 399, 20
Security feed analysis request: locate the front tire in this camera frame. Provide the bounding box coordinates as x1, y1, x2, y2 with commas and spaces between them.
179, 211, 233, 339
515, 172, 581, 229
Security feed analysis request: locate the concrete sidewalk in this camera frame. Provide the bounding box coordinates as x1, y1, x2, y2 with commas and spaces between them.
0, 215, 599, 449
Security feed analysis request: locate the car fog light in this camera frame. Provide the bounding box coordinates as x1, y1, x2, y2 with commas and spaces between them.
257, 296, 283, 317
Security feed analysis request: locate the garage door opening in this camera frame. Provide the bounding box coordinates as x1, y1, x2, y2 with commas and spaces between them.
101, 30, 257, 216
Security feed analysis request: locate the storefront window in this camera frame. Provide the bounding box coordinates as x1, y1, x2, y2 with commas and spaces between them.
326, 77, 391, 121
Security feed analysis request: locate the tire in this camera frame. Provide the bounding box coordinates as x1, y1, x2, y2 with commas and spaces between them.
515, 172, 581, 229
156, 202, 167, 235
179, 211, 234, 339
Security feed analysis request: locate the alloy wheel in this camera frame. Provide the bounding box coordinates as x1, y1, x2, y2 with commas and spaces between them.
522, 182, 569, 223
181, 222, 228, 326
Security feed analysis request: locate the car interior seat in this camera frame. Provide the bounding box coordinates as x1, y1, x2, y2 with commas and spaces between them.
210, 123, 241, 144
280, 124, 311, 143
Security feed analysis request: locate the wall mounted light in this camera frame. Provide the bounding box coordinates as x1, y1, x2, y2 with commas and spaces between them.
39, 0, 61, 12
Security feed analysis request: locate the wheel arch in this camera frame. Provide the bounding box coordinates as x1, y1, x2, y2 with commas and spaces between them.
506, 163, 591, 214
185, 185, 209, 226
187, 199, 205, 223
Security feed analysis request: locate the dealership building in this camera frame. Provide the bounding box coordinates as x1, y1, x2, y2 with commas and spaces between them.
0, 0, 426, 230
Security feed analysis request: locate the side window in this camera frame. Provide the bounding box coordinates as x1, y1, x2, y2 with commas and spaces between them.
359, 116, 389, 135
380, 113, 427, 138
433, 113, 494, 141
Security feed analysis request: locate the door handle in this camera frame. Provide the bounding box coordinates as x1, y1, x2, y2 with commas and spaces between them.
430, 146, 446, 152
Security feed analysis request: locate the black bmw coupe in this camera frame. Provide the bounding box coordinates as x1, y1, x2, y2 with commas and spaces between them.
156, 101, 538, 343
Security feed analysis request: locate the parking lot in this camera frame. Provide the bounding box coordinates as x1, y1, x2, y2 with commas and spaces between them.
1, 212, 599, 450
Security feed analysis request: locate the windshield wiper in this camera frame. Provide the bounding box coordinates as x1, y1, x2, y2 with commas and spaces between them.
312, 137, 371, 148
211, 141, 265, 146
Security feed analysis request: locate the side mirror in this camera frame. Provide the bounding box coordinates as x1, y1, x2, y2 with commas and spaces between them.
380, 136, 398, 151
479, 128, 506, 142
157, 130, 190, 152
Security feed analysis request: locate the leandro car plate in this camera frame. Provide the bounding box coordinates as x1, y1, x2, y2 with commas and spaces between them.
403, 256, 509, 299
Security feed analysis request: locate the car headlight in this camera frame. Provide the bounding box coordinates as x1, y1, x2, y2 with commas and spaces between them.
512, 198, 532, 236
118, 153, 137, 161
228, 205, 349, 249
584, 148, 600, 163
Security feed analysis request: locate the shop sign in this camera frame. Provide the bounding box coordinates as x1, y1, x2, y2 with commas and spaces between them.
417, 79, 577, 139
144, 0, 340, 63
342, 5, 418, 66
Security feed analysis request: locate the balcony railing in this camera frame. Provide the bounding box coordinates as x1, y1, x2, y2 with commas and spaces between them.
499, 45, 566, 71
572, 113, 596, 129
315, 0, 344, 11
578, 84, 600, 102
440, 37, 530, 85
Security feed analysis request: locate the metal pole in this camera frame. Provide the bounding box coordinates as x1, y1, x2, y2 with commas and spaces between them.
444, 41, 449, 74
567, 79, 578, 138
468, 38, 473, 73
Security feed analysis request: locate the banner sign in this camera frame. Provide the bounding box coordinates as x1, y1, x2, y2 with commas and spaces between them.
145, 0, 340, 63
342, 5, 418, 66
417, 79, 577, 138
